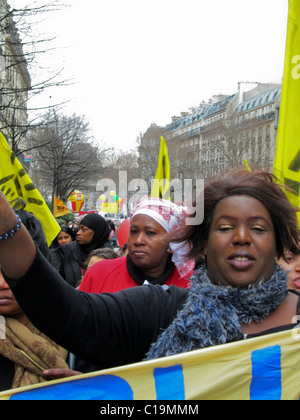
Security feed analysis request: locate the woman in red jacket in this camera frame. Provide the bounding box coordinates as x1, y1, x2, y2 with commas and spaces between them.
79, 197, 194, 293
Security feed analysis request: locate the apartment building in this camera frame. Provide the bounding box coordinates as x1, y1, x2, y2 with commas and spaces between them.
164, 82, 281, 181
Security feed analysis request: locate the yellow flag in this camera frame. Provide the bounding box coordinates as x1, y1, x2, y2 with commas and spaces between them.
243, 159, 252, 172
0, 132, 60, 245
273, 0, 300, 218
151, 136, 171, 200
53, 195, 71, 218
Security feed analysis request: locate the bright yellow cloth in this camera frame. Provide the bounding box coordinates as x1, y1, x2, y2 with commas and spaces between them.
151, 136, 171, 201
0, 132, 60, 245
273, 0, 300, 221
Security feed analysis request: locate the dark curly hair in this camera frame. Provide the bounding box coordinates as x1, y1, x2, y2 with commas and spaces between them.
172, 167, 300, 261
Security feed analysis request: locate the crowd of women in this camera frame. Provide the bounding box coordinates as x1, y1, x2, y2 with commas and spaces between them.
1, 166, 300, 392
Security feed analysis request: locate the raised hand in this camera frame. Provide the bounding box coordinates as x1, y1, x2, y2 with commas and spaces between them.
0, 191, 19, 236
0, 191, 36, 280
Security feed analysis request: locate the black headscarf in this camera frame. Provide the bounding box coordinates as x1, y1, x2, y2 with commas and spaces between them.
79, 214, 111, 256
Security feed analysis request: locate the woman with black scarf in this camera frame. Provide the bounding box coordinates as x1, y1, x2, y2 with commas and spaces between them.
50, 214, 111, 287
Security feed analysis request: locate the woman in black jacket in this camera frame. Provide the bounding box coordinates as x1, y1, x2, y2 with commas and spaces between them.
50, 214, 112, 287
1, 168, 300, 373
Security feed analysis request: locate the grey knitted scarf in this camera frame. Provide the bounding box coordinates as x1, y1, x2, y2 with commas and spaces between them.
146, 264, 288, 360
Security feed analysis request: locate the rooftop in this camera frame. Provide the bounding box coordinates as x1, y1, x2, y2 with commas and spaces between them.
165, 84, 281, 132
166, 94, 235, 131
236, 86, 281, 113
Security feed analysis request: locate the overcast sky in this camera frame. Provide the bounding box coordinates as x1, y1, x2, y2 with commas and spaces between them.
11, 0, 289, 151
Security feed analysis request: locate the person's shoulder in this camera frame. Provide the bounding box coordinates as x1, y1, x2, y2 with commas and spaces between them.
165, 284, 190, 303
110, 284, 189, 324
79, 257, 127, 293
167, 268, 192, 289
89, 256, 126, 275
113, 283, 189, 308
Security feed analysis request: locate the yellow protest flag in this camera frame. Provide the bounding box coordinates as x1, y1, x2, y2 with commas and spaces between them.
53, 194, 71, 218
273, 0, 300, 219
151, 136, 171, 201
0, 132, 60, 245
243, 159, 252, 172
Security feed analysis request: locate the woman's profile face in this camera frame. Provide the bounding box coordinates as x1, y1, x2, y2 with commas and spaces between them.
204, 195, 277, 288
76, 225, 95, 245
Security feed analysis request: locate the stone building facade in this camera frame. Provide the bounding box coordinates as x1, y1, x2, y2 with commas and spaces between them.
164, 82, 281, 182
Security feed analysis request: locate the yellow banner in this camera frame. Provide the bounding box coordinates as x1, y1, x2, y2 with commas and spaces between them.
0, 133, 60, 245
273, 0, 300, 216
151, 136, 171, 201
102, 202, 118, 213
1, 329, 299, 400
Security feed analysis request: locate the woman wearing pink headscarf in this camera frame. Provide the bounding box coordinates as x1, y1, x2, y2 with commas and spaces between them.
79, 197, 194, 294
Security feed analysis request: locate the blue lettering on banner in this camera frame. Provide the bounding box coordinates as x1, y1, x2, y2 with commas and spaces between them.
10, 375, 134, 401
154, 365, 185, 400
250, 345, 282, 400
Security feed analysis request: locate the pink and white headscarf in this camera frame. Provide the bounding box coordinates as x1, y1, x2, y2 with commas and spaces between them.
130, 197, 195, 278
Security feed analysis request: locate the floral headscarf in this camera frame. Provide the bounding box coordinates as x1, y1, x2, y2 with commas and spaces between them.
130, 197, 195, 278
